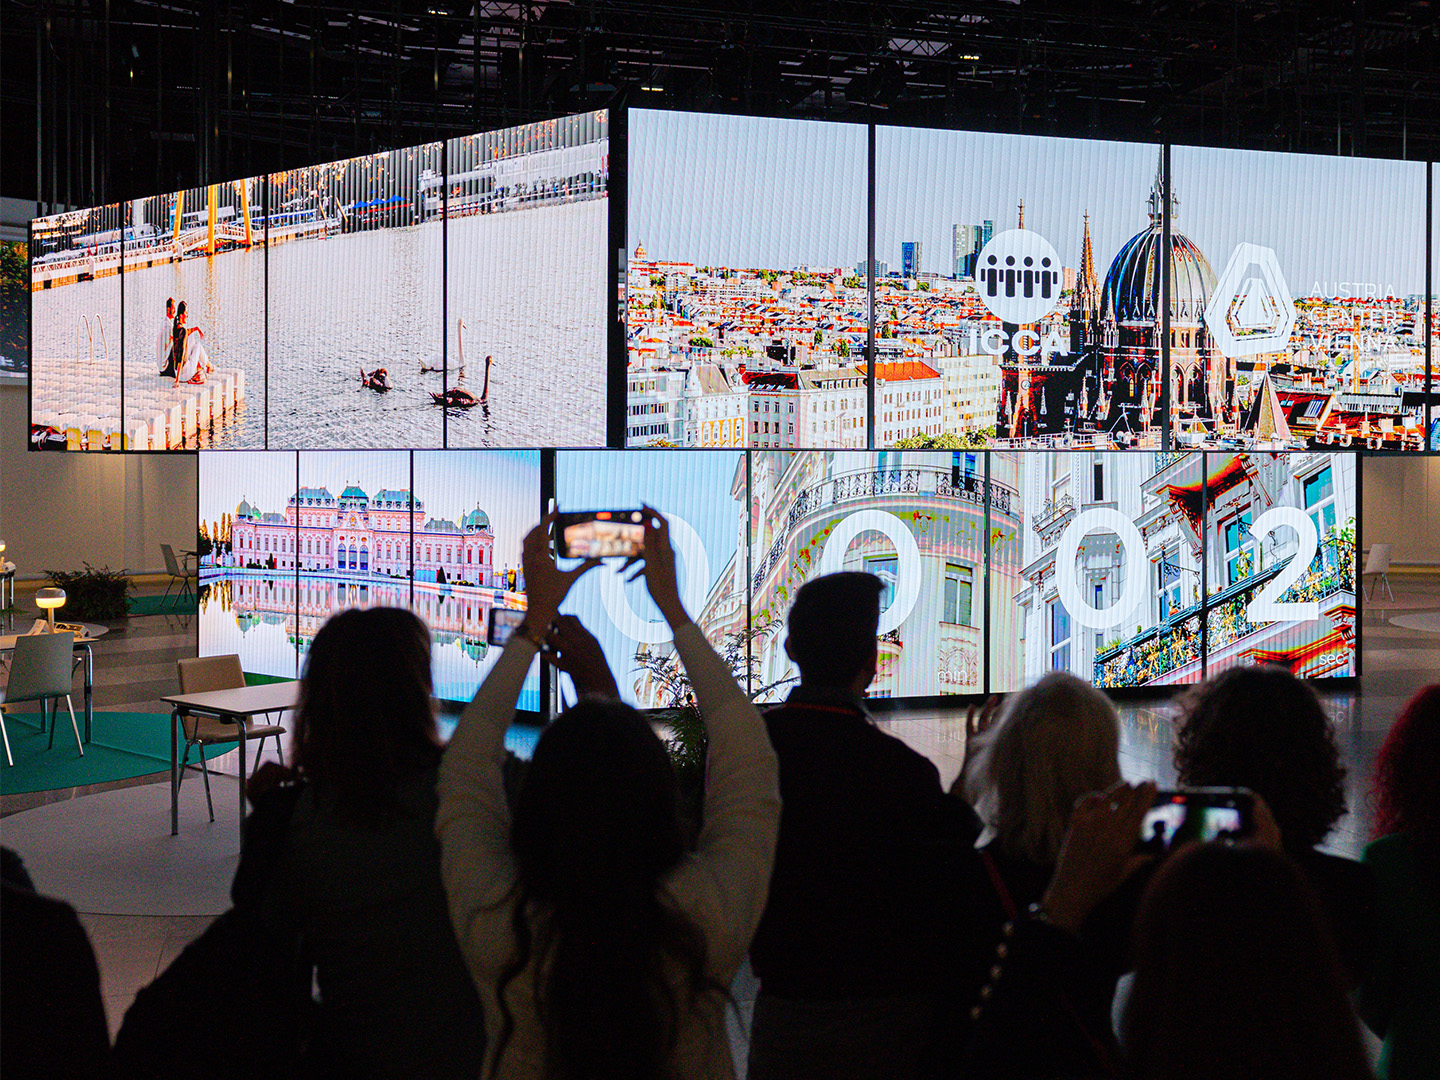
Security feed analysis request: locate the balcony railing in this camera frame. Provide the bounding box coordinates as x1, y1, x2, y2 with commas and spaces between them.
1207, 539, 1356, 652
751, 465, 1017, 591
1093, 530, 1355, 683
1094, 612, 1202, 688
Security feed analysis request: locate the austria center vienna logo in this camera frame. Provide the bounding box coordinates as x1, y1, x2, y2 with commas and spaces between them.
1204, 243, 1296, 357
974, 229, 1063, 325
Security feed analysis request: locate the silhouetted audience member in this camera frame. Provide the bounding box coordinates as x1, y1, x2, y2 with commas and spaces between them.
957, 672, 1149, 1065
1123, 844, 1375, 1080
1, 847, 110, 1080
1173, 664, 1375, 986
1359, 684, 1440, 1079
967, 788, 1373, 1080
746, 571, 981, 1080
250, 607, 485, 1080
437, 509, 779, 1080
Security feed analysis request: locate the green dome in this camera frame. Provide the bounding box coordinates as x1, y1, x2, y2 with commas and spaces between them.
462, 507, 491, 531
235, 498, 255, 519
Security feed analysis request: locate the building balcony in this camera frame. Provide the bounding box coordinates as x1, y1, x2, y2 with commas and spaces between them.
750, 463, 1017, 591
1031, 493, 1077, 543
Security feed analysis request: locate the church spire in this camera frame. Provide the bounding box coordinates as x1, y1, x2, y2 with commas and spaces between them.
1077, 211, 1099, 317
1146, 146, 1177, 225
1017, 198, 1025, 229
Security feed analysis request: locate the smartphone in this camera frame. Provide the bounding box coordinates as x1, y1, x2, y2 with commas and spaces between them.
555, 510, 646, 560
487, 607, 528, 647
1138, 787, 1255, 853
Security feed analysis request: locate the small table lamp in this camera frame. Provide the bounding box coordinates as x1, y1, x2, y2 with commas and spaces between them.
35, 587, 67, 631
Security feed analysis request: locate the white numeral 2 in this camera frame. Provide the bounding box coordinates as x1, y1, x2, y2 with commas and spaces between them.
1244, 507, 1319, 623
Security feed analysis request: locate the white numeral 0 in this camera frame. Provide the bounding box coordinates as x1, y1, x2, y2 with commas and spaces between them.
1243, 506, 1319, 623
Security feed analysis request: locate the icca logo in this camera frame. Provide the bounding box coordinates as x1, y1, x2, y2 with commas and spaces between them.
974, 229, 1064, 325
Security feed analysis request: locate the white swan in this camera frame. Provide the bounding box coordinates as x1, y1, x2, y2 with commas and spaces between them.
420, 318, 466, 375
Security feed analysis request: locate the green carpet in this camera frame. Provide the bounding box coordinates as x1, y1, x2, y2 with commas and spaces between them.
128, 593, 197, 615
0, 711, 229, 796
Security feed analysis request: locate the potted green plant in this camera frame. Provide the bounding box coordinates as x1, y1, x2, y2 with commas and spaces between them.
43, 563, 133, 620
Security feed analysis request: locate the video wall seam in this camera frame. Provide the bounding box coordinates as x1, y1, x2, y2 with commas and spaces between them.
30, 108, 1437, 455
199, 447, 1356, 711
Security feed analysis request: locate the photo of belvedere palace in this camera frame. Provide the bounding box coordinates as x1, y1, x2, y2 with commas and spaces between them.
227, 483, 502, 587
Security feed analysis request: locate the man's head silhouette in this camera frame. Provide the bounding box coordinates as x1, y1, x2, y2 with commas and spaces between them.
784, 572, 883, 694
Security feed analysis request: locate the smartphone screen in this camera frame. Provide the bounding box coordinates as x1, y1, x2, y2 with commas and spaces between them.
557, 510, 646, 559
487, 607, 528, 647
1140, 789, 1253, 852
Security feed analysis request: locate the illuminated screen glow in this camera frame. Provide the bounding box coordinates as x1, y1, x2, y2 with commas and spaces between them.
875, 128, 1160, 450
1169, 147, 1425, 452
749, 450, 988, 699
625, 110, 869, 449
199, 449, 541, 705
29, 204, 123, 450
554, 449, 747, 709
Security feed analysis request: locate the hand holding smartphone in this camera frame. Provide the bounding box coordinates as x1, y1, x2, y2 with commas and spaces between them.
555, 510, 646, 560
1138, 787, 1256, 854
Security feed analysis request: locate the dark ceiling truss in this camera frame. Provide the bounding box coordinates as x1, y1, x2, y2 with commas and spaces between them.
3, 0, 1438, 208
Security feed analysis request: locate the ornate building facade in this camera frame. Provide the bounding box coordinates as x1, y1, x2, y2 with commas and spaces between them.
228, 485, 500, 586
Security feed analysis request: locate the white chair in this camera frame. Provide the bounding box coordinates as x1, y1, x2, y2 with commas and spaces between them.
160, 543, 195, 607
1363, 543, 1395, 602
175, 654, 286, 821
0, 632, 84, 767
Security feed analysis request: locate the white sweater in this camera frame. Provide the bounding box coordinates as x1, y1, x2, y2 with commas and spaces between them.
436, 621, 780, 1079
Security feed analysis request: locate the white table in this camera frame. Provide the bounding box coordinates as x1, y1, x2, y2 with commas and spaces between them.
160, 682, 299, 843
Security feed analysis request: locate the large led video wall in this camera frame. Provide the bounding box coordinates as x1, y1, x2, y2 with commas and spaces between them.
31, 111, 607, 451
624, 110, 870, 449
200, 446, 1354, 705
30, 110, 1434, 454
198, 449, 542, 707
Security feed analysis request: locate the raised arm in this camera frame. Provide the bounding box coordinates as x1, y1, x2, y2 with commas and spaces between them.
626, 507, 781, 979
436, 517, 597, 978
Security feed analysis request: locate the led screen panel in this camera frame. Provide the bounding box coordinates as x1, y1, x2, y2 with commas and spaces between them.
295, 451, 415, 669
626, 110, 869, 449
875, 129, 1161, 449
199, 451, 300, 679
412, 451, 541, 707
1432, 162, 1439, 452
554, 450, 748, 709
1202, 452, 1356, 678
444, 111, 608, 448
990, 451, 1205, 692
749, 450, 989, 700
29, 204, 123, 450
267, 144, 444, 449
1170, 147, 1425, 451
123, 181, 267, 449
1, 240, 28, 381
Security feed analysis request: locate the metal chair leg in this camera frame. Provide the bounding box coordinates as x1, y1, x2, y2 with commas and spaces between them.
63, 694, 83, 757
1383, 575, 1394, 601
177, 742, 191, 791
1, 713, 12, 767
47, 697, 56, 748
198, 745, 216, 821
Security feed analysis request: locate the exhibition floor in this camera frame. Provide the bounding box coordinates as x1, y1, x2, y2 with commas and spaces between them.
2, 574, 1437, 1054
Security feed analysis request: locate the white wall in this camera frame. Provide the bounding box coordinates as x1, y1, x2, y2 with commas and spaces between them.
1361, 454, 1440, 567
0, 382, 197, 579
